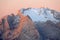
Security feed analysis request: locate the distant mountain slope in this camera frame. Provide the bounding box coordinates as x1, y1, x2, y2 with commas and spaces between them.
21, 8, 60, 40
21, 8, 60, 23
35, 20, 60, 40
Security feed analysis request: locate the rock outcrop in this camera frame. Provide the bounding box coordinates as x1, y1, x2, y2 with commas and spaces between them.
0, 11, 40, 40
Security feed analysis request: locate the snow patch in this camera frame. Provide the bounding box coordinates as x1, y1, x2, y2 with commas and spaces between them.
20, 8, 60, 23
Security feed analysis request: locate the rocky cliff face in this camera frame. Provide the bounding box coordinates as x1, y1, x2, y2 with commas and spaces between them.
0, 11, 40, 40
17, 15, 40, 40
21, 8, 60, 40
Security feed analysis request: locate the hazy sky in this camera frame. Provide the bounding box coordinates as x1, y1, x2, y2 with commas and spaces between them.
0, 0, 60, 18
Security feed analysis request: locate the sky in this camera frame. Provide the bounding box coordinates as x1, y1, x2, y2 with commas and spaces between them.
0, 0, 60, 18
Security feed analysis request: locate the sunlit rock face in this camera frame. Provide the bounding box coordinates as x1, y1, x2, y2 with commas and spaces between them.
0, 13, 40, 40
21, 8, 60, 40
21, 8, 60, 23
17, 16, 40, 40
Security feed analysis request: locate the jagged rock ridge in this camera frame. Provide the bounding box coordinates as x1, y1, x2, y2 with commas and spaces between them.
21, 8, 60, 23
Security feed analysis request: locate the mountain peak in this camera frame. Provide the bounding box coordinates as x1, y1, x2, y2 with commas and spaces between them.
20, 8, 60, 23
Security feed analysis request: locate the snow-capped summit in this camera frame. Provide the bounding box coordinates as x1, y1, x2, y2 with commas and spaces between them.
20, 8, 60, 23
